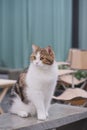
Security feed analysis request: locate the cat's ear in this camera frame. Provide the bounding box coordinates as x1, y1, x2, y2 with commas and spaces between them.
32, 44, 40, 52
45, 46, 55, 57
45, 46, 53, 54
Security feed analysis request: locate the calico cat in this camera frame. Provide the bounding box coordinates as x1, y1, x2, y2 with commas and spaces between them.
10, 45, 58, 120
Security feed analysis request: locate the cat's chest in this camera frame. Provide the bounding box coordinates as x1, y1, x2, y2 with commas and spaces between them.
26, 64, 58, 89
30, 69, 53, 82
27, 67, 57, 86
26, 72, 55, 91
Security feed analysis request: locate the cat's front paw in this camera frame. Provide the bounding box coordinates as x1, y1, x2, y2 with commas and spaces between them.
38, 114, 46, 120
18, 111, 29, 118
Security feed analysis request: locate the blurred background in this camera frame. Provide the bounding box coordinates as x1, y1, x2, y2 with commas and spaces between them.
0, 0, 87, 69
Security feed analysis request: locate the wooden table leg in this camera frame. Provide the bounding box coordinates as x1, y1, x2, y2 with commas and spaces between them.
0, 87, 9, 103
0, 107, 4, 114
0, 87, 9, 114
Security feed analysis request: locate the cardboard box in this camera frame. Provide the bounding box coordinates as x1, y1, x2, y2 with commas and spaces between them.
68, 49, 87, 70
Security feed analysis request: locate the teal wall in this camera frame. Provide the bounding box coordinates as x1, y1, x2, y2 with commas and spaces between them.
79, 0, 87, 49
0, 0, 72, 68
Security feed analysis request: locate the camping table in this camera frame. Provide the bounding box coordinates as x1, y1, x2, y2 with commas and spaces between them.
0, 79, 16, 114
58, 69, 76, 76
58, 69, 77, 88
57, 61, 70, 66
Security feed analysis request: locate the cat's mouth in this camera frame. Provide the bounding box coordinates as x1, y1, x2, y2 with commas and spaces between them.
33, 62, 43, 67
35, 63, 40, 66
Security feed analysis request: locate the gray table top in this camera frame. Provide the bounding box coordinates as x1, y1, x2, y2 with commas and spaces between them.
0, 103, 87, 130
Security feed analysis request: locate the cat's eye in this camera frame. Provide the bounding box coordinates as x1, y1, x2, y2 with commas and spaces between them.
40, 57, 44, 60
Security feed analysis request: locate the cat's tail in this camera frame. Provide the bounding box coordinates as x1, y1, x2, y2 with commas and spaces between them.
9, 95, 36, 117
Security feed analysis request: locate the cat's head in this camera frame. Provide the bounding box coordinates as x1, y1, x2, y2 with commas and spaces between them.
30, 44, 55, 67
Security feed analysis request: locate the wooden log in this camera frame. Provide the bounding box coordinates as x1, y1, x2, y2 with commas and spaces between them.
0, 104, 87, 130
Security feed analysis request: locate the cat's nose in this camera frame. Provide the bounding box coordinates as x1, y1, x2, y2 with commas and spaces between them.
36, 62, 39, 65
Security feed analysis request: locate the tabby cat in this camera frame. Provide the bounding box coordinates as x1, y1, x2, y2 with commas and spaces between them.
10, 45, 58, 120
